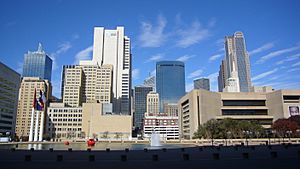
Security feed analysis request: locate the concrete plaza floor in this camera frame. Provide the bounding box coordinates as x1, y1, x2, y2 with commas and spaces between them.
0, 143, 299, 169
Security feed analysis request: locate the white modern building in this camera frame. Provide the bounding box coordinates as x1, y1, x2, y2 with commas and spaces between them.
223, 62, 240, 92
91, 27, 131, 114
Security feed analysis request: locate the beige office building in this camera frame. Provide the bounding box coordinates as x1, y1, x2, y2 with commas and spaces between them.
178, 89, 300, 139
0, 62, 20, 135
15, 77, 51, 139
62, 64, 113, 107
46, 103, 83, 140
82, 103, 132, 139
146, 91, 159, 115
163, 103, 178, 116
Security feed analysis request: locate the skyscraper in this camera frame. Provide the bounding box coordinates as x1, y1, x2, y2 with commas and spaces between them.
62, 64, 113, 107
15, 77, 51, 140
134, 86, 152, 130
156, 61, 185, 112
146, 91, 159, 115
194, 78, 210, 91
23, 43, 52, 81
91, 27, 131, 114
218, 32, 251, 92
0, 62, 20, 136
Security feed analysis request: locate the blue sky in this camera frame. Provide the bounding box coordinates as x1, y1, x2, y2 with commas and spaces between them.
1, 0, 300, 97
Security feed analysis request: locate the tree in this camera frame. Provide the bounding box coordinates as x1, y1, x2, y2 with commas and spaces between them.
272, 119, 299, 137
193, 118, 265, 139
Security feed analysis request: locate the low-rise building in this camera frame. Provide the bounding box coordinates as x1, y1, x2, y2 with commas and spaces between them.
46, 103, 83, 140
82, 103, 132, 140
178, 89, 300, 139
143, 113, 179, 140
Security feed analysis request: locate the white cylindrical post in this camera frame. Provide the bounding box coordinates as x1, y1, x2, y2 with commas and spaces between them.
29, 108, 35, 142
38, 111, 44, 142
34, 111, 39, 142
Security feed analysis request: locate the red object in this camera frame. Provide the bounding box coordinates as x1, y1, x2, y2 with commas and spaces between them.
87, 139, 96, 146
64, 141, 70, 145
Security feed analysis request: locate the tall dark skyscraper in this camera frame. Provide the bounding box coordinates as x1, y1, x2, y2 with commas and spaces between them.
22, 43, 52, 81
218, 32, 251, 92
156, 61, 185, 112
134, 86, 153, 131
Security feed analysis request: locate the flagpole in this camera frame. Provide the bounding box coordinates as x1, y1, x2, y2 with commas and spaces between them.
28, 108, 35, 142
38, 110, 45, 141
34, 111, 39, 142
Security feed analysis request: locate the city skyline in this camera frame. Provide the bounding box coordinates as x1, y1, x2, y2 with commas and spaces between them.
1, 0, 300, 98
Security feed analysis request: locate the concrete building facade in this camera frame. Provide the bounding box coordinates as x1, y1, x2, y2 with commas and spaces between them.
46, 103, 83, 140
143, 113, 179, 140
178, 89, 300, 139
82, 103, 132, 140
146, 91, 159, 115
15, 77, 51, 139
62, 64, 113, 107
0, 62, 20, 136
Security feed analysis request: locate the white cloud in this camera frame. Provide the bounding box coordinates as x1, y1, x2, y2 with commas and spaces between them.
72, 34, 80, 40
252, 68, 278, 81
287, 67, 300, 72
176, 21, 211, 48
248, 42, 274, 55
256, 45, 300, 64
176, 55, 194, 62
272, 82, 300, 90
188, 69, 203, 79
146, 54, 163, 63
276, 53, 300, 65
138, 15, 167, 47
207, 72, 219, 83
132, 69, 140, 80
292, 61, 300, 67
209, 54, 222, 62
74, 46, 93, 64
50, 41, 72, 70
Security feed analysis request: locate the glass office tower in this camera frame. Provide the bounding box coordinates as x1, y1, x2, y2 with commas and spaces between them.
22, 43, 52, 81
156, 61, 185, 112
134, 86, 153, 131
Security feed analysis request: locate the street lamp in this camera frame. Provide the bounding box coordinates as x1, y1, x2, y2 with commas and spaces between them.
226, 131, 231, 146
243, 130, 249, 147
286, 130, 292, 143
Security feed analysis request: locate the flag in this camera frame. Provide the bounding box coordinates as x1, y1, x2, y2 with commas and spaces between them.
42, 83, 47, 104
32, 89, 37, 109
37, 90, 44, 111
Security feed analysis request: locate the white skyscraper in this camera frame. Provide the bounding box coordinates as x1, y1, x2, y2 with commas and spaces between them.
91, 27, 131, 114
223, 61, 240, 92
218, 32, 251, 92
